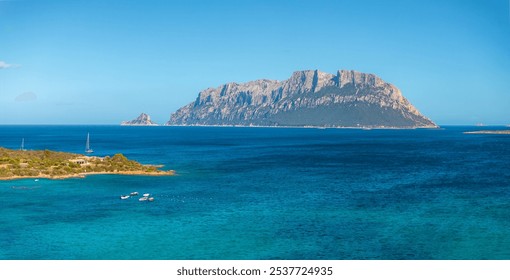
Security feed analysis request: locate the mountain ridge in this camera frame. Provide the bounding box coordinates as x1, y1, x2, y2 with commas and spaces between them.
166, 70, 437, 128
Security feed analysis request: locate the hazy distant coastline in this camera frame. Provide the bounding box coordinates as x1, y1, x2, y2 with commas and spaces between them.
464, 130, 510, 135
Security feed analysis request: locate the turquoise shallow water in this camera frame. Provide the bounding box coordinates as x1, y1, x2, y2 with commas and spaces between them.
1, 125, 509, 259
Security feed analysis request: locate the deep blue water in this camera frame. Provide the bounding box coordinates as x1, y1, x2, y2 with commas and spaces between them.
1, 125, 509, 260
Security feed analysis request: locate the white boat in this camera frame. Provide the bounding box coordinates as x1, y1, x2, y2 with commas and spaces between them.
34, 179, 39, 182
148, 197, 155, 202
120, 195, 130, 200
130, 192, 139, 196
85, 133, 93, 154
139, 197, 148, 201
143, 193, 150, 197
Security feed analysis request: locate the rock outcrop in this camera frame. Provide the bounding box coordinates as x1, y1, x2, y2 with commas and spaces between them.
121, 113, 158, 126
166, 70, 437, 128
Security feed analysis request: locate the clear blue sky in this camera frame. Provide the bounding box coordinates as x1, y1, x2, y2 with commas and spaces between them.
0, 0, 509, 125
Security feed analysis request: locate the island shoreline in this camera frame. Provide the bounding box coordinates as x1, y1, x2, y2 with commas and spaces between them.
0, 170, 175, 181
163, 124, 440, 129
464, 130, 510, 135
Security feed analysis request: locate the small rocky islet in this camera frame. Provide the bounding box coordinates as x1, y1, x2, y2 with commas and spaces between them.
121, 113, 159, 126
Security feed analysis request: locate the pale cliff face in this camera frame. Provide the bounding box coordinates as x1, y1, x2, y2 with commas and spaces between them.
167, 70, 436, 128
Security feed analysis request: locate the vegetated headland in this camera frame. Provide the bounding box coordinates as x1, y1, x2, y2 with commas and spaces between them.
0, 147, 174, 180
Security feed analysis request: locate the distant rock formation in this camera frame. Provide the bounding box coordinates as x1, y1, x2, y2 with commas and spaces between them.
121, 113, 158, 126
166, 70, 437, 128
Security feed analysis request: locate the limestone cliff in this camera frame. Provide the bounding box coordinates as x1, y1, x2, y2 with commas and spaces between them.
166, 70, 437, 128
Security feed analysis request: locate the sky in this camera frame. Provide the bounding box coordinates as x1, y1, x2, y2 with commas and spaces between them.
0, 0, 509, 125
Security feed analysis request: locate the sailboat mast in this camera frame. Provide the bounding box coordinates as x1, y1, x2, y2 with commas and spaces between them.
85, 133, 93, 153
86, 133, 90, 150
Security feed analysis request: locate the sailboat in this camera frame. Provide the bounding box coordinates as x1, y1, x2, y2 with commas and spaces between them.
20, 138, 26, 151
85, 133, 93, 154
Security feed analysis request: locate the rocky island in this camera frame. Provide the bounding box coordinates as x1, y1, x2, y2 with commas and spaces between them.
0, 147, 174, 180
166, 69, 437, 128
121, 113, 158, 126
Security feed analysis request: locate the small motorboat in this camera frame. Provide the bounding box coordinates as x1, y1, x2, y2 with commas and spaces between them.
143, 193, 150, 197
148, 197, 155, 202
130, 192, 139, 196
34, 179, 39, 182
139, 196, 148, 201
120, 195, 130, 200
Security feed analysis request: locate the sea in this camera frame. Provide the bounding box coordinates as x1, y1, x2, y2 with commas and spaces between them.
0, 125, 509, 260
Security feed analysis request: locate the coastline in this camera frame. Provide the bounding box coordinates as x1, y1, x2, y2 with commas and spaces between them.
120, 124, 160, 126
162, 124, 440, 129
464, 130, 510, 135
0, 147, 176, 181
0, 170, 175, 181
0, 124, 441, 129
